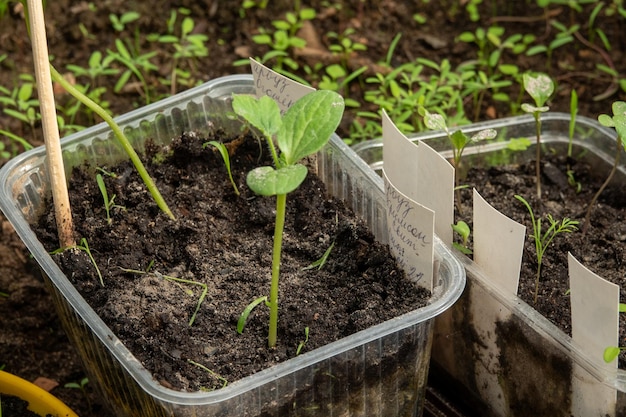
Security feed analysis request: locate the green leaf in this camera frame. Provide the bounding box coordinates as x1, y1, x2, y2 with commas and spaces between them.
423, 111, 448, 132
450, 130, 468, 150
604, 346, 621, 363
237, 296, 267, 334
277, 90, 344, 165
232, 94, 282, 139
521, 103, 549, 114
247, 164, 308, 196
471, 128, 497, 142
523, 72, 554, 107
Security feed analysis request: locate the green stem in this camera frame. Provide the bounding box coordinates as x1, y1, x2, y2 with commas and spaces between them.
49, 65, 175, 220
268, 193, 287, 348
535, 114, 542, 199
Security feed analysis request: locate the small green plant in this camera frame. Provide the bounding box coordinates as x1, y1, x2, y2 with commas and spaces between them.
526, 21, 579, 72
122, 268, 208, 326
187, 359, 228, 389
231, 90, 344, 348
420, 106, 497, 214
204, 141, 240, 196
302, 240, 335, 270
0, 74, 41, 142
296, 326, 310, 355
64, 377, 91, 411
96, 171, 126, 224
603, 303, 626, 363
521, 72, 554, 199
452, 220, 472, 255
515, 195, 579, 304
582, 101, 626, 235
52, 238, 103, 286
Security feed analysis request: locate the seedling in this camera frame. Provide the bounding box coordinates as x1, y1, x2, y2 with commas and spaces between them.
420, 106, 496, 214
296, 327, 310, 355
122, 268, 208, 326
187, 359, 228, 389
51, 238, 103, 286
603, 303, 626, 363
515, 195, 579, 304
521, 72, 554, 199
582, 101, 626, 235
203, 141, 240, 196
64, 377, 91, 411
96, 173, 126, 224
452, 220, 472, 255
302, 241, 335, 271
232, 90, 344, 348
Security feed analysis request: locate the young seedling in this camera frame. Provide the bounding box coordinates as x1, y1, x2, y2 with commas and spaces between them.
296, 326, 310, 355
603, 303, 626, 363
451, 220, 472, 255
419, 106, 497, 214
521, 72, 555, 199
302, 240, 335, 270
188, 359, 228, 389
96, 173, 126, 224
515, 195, 579, 304
232, 90, 344, 348
64, 377, 91, 412
203, 141, 240, 196
582, 101, 626, 235
121, 268, 208, 326
51, 238, 103, 286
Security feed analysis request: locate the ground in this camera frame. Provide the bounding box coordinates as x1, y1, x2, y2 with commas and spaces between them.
0, 1, 625, 416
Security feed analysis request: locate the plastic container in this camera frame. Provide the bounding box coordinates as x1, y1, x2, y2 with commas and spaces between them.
0, 75, 465, 417
352, 113, 626, 417
0, 370, 78, 417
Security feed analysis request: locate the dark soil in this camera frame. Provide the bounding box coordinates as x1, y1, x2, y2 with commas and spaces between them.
34, 131, 429, 393
1, 0, 625, 416
0, 394, 50, 417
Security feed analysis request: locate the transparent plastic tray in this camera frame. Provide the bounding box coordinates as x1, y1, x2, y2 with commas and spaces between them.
0, 75, 465, 417
353, 113, 626, 417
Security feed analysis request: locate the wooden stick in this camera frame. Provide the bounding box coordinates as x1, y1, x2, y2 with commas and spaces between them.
26, 0, 75, 248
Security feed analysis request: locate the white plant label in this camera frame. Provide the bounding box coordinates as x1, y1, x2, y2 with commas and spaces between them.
383, 173, 434, 290
473, 189, 526, 295
381, 111, 453, 246
383, 111, 442, 290
249, 58, 314, 112
569, 252, 618, 417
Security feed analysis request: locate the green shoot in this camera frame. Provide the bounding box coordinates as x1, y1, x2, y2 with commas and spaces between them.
296, 326, 310, 355
302, 241, 335, 270
237, 295, 268, 334
121, 268, 207, 326
521, 72, 554, 199
96, 173, 125, 224
582, 101, 626, 235
64, 377, 91, 411
204, 141, 240, 196
51, 238, 103, 287
420, 106, 496, 214
452, 220, 472, 255
568, 89, 578, 157
232, 90, 344, 348
187, 359, 228, 389
515, 195, 579, 304
604, 303, 626, 363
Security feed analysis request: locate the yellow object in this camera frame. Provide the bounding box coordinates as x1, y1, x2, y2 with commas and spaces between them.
0, 370, 78, 417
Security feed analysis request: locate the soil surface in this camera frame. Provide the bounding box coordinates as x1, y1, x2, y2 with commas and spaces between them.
1, 0, 625, 416
34, 131, 429, 393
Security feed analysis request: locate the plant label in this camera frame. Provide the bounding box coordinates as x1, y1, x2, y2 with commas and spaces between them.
382, 111, 440, 290
473, 189, 526, 295
249, 58, 314, 113
569, 252, 619, 416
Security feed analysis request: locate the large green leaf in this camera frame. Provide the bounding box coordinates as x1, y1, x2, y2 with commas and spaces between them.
246, 164, 308, 196
232, 94, 282, 139
277, 90, 344, 165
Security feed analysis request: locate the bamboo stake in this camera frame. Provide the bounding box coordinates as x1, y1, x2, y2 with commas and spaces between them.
26, 0, 75, 248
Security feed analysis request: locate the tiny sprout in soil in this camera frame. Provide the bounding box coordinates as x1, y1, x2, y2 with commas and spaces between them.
96, 172, 126, 224
521, 71, 555, 200
419, 106, 496, 214
582, 100, 626, 235
203, 141, 240, 196
52, 238, 103, 287
451, 220, 472, 255
231, 90, 345, 348
514, 195, 579, 304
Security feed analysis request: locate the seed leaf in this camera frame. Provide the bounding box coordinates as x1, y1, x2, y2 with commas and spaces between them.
247, 164, 308, 196
232, 94, 282, 139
